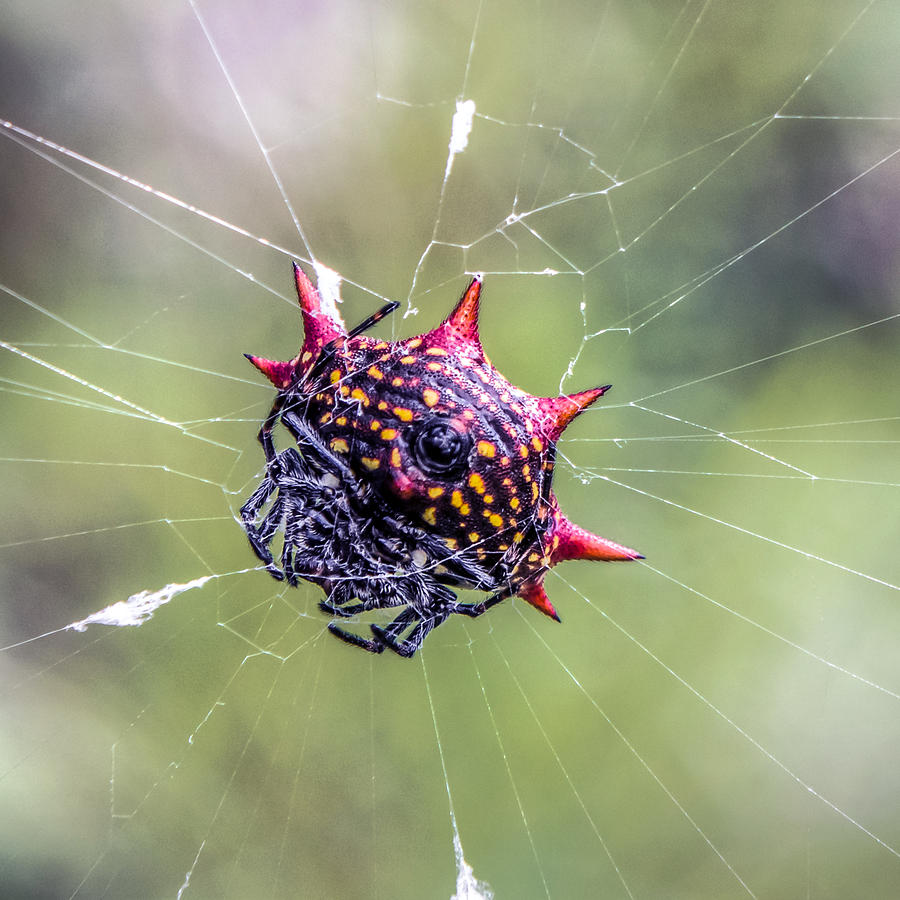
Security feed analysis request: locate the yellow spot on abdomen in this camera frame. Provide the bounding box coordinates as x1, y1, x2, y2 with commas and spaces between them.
393, 407, 414, 422
351, 387, 368, 403
450, 490, 469, 514
361, 456, 380, 471
468, 472, 486, 494
428, 486, 444, 499
422, 506, 437, 526
381, 428, 398, 440
488, 513, 503, 528
423, 388, 440, 407
330, 438, 349, 454
390, 447, 402, 467
330, 369, 342, 384
425, 347, 448, 356
532, 436, 544, 452
477, 440, 496, 458
367, 366, 384, 380
510, 497, 520, 510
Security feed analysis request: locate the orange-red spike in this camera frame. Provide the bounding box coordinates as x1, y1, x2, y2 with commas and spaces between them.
294, 261, 346, 376
432, 275, 483, 349
244, 354, 298, 389
537, 385, 610, 441
245, 263, 349, 388
518, 578, 561, 622
293, 261, 318, 309
551, 513, 643, 563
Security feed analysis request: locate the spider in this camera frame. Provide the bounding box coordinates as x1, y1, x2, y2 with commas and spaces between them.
240, 263, 642, 657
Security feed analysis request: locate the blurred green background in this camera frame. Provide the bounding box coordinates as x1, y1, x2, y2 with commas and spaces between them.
1, 1, 899, 897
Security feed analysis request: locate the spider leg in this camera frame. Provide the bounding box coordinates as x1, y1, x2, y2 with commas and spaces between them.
281, 529, 302, 586
326, 621, 386, 654
327, 606, 420, 655
242, 503, 284, 579
242, 446, 311, 576
319, 599, 369, 617
240, 479, 278, 562
240, 476, 274, 523
368, 606, 417, 643
243, 524, 276, 567
258, 394, 286, 463
371, 609, 446, 658
451, 591, 507, 618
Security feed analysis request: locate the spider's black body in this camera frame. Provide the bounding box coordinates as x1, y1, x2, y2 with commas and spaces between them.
240, 264, 641, 657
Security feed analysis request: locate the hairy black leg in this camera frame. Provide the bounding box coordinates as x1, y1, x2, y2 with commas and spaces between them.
319, 599, 369, 617
240, 478, 274, 524
451, 591, 507, 618
326, 621, 386, 654
243, 524, 276, 568
240, 478, 278, 564
257, 395, 286, 463
328, 607, 418, 656
281, 536, 299, 586
326, 604, 420, 653
370, 608, 444, 658
327, 607, 419, 655
373, 617, 433, 657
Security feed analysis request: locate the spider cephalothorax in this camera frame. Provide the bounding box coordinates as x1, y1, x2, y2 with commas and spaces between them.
240, 263, 642, 657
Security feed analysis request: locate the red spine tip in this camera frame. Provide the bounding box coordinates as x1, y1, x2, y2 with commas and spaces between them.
246, 354, 297, 389
538, 386, 610, 441
519, 579, 560, 621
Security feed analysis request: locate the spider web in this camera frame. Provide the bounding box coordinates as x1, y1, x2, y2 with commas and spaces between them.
2, 0, 899, 897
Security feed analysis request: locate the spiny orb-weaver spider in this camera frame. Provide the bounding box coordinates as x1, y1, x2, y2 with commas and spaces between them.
240, 264, 642, 657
